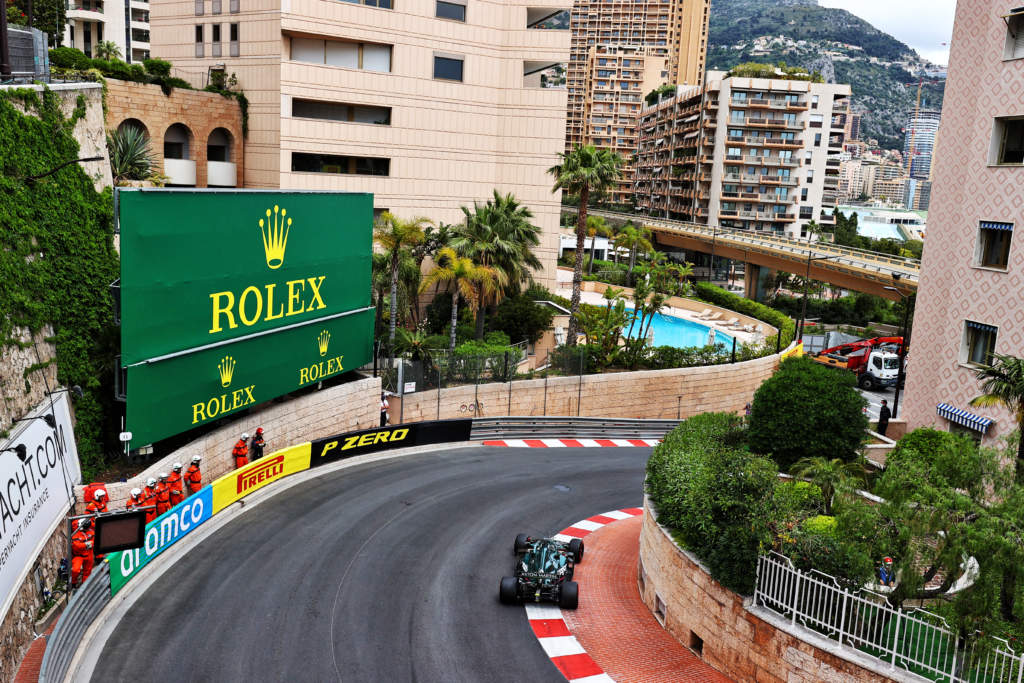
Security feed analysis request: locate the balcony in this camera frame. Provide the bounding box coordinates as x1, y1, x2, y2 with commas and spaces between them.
67, 1, 106, 21
761, 212, 796, 222
207, 161, 237, 187
164, 158, 196, 186
760, 175, 797, 186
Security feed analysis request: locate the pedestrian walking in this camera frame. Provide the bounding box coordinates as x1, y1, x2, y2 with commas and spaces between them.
186, 456, 203, 495
85, 489, 108, 515
167, 463, 185, 507
380, 393, 390, 427
71, 518, 95, 587
251, 428, 266, 461
155, 473, 171, 515
877, 399, 891, 436
233, 433, 250, 470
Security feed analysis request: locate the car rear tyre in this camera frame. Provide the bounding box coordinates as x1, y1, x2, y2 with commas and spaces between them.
514, 534, 530, 554
499, 577, 519, 605
558, 581, 579, 609
568, 538, 584, 563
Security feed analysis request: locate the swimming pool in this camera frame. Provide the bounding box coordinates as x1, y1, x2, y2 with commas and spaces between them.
623, 309, 735, 349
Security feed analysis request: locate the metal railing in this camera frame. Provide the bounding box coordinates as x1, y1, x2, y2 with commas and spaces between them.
471, 416, 678, 440
754, 552, 1024, 683
38, 563, 112, 683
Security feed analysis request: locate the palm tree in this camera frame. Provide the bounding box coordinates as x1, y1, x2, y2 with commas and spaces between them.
452, 191, 540, 338
970, 353, 1024, 483
374, 212, 431, 350
789, 456, 865, 516
93, 41, 122, 61
614, 224, 652, 286
420, 247, 497, 354
548, 145, 624, 345
585, 215, 611, 275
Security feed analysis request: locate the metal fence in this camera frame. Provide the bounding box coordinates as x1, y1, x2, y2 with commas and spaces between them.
38, 563, 112, 683
754, 552, 1024, 683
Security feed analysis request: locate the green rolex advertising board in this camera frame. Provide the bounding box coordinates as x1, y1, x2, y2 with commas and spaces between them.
118, 190, 373, 365
118, 190, 375, 446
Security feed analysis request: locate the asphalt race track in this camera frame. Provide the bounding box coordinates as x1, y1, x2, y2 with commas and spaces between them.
91, 445, 651, 682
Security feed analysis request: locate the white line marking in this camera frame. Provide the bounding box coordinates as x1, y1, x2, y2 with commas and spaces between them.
570, 519, 604, 532
551, 533, 574, 542
611, 438, 635, 447
525, 603, 565, 620
601, 510, 633, 520
537, 635, 586, 658
575, 439, 600, 448
543, 439, 567, 447
504, 439, 528, 448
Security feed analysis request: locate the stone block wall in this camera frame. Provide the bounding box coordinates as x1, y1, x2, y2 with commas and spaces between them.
395, 352, 782, 423
0, 327, 58, 439
105, 80, 244, 188
74, 375, 380, 510
638, 497, 896, 683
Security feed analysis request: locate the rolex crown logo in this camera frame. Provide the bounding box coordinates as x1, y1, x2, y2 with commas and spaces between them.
218, 355, 236, 388
318, 330, 331, 357
259, 205, 291, 270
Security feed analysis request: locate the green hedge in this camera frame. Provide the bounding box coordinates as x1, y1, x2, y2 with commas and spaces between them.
694, 281, 795, 348
646, 413, 777, 594
0, 88, 120, 477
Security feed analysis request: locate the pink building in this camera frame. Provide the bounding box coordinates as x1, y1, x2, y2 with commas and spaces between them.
903, 1, 1024, 442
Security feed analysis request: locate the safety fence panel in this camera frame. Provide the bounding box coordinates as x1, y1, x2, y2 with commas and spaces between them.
754, 552, 1024, 683
38, 564, 111, 683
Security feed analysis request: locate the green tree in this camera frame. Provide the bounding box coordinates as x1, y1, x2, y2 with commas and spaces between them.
548, 145, 624, 345
374, 212, 431, 350
488, 294, 555, 345
420, 247, 496, 354
621, 277, 666, 369
970, 354, 1024, 484
576, 287, 630, 367
789, 456, 865, 515
93, 41, 122, 61
748, 356, 868, 470
584, 215, 611, 275
613, 223, 652, 286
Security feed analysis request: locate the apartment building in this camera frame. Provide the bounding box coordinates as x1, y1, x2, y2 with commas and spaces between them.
65, 0, 150, 62
150, 0, 570, 285
872, 178, 907, 207
565, 0, 710, 205
902, 109, 941, 180
903, 1, 1024, 442
846, 111, 862, 141
634, 72, 850, 238
837, 158, 864, 201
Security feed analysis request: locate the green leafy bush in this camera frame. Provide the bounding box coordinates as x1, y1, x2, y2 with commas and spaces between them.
748, 356, 868, 470
646, 412, 778, 594
694, 281, 794, 347
143, 58, 172, 78
488, 294, 554, 345
773, 480, 823, 517
49, 47, 92, 70
801, 515, 838, 536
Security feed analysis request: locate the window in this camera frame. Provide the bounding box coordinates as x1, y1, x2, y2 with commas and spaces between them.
291, 152, 390, 175
801, 187, 808, 201
211, 23, 222, 55
810, 114, 823, 128
342, 0, 392, 6
992, 117, 1024, 164
195, 0, 203, 15
1004, 12, 1024, 59
976, 221, 1013, 269
814, 133, 821, 147
963, 321, 997, 365
195, 25, 204, 57
811, 94, 819, 108
292, 99, 391, 125
291, 37, 392, 73
435, 0, 465, 20
730, 110, 745, 123
229, 22, 238, 56
733, 91, 747, 102
212, 23, 221, 42
434, 55, 463, 81
806, 169, 813, 181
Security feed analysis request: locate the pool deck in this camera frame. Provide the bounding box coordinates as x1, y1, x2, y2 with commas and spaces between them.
556, 288, 760, 346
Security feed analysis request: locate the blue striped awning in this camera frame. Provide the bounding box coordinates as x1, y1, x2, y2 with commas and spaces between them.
966, 320, 998, 333
936, 403, 993, 433
980, 221, 1013, 231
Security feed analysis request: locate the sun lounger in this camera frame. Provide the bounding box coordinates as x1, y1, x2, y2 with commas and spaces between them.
716, 317, 740, 327
701, 311, 722, 322
692, 308, 712, 319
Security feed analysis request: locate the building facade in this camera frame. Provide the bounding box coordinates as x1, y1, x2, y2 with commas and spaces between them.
564, 0, 710, 205
903, 0, 1024, 442
65, 0, 150, 62
634, 72, 850, 238
902, 109, 941, 180
150, 0, 570, 285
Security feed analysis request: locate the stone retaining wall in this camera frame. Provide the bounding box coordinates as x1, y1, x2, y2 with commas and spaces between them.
74, 375, 380, 511
638, 497, 896, 683
395, 351, 782, 423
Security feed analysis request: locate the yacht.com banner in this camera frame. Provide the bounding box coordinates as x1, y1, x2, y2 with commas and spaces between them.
0, 393, 82, 620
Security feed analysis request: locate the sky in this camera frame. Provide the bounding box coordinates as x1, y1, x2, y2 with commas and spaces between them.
817, 0, 956, 65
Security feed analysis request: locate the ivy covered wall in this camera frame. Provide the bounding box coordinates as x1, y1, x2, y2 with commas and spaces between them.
0, 85, 121, 477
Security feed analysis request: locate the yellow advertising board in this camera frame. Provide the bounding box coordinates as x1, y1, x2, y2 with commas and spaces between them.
781, 341, 804, 360
211, 442, 312, 514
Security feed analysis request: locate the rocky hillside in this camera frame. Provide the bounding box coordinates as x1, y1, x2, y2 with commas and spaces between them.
707, 0, 945, 150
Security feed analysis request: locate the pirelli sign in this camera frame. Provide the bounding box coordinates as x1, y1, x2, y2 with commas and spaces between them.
310, 420, 473, 466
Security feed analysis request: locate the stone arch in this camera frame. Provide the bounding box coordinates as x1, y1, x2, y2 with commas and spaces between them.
163, 123, 194, 160
117, 117, 150, 139
207, 127, 234, 163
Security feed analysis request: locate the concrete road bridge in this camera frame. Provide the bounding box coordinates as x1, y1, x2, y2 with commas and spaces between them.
575, 209, 920, 301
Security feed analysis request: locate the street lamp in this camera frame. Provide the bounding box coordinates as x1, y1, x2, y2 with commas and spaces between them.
1, 445, 28, 462
884, 285, 914, 419
797, 251, 841, 342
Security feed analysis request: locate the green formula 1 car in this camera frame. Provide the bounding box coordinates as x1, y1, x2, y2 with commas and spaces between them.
498, 534, 584, 609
